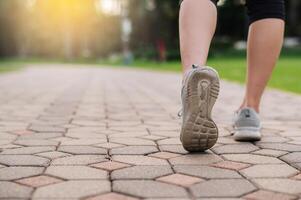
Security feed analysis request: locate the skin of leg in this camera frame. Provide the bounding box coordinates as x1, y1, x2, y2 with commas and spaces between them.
179, 0, 217, 74
241, 19, 285, 112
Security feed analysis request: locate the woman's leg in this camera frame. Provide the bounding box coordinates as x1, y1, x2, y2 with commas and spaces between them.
179, 0, 217, 73
240, 0, 285, 112
241, 19, 285, 112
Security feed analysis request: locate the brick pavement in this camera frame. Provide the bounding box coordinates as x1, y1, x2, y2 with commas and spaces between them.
0, 65, 301, 200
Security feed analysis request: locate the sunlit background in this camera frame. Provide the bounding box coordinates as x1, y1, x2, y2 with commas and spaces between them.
0, 0, 300, 93
0, 0, 300, 60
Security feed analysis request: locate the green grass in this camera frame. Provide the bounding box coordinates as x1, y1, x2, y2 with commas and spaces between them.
0, 60, 24, 73
100, 55, 301, 94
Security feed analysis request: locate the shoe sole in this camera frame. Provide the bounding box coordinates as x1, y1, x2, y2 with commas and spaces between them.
234, 127, 261, 141
180, 67, 220, 152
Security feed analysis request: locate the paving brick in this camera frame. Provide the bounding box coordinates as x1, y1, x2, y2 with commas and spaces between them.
36, 151, 71, 159
292, 173, 301, 180
280, 152, 301, 163
169, 153, 223, 165
210, 161, 250, 171
252, 178, 301, 195
212, 144, 259, 154
112, 165, 173, 180
58, 145, 107, 155
157, 173, 203, 187
190, 179, 256, 197
157, 138, 182, 145
0, 146, 55, 155
244, 190, 296, 200
110, 138, 156, 146
51, 155, 107, 165
66, 132, 107, 139
0, 181, 33, 198
96, 142, 125, 149
257, 143, 301, 152
0, 155, 50, 166
16, 175, 62, 187
159, 145, 188, 154
18, 132, 63, 140
91, 161, 131, 171
29, 125, 66, 133
222, 154, 284, 164
14, 139, 59, 146
61, 139, 107, 145
241, 164, 299, 178
12, 130, 35, 136
86, 192, 140, 200
256, 136, 289, 143
0, 166, 44, 180
33, 180, 110, 198
45, 166, 108, 179
174, 165, 242, 179
139, 135, 166, 141
113, 180, 188, 198
112, 155, 169, 166
252, 149, 288, 157
111, 146, 158, 155
148, 152, 181, 159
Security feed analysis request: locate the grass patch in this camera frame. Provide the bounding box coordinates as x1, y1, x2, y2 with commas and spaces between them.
0, 60, 24, 73
100, 55, 301, 94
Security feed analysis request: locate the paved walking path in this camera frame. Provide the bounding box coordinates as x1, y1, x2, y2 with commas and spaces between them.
0, 65, 301, 200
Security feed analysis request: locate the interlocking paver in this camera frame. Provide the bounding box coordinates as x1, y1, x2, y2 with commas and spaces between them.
0, 155, 50, 166
252, 178, 301, 195
0, 146, 55, 155
0, 166, 44, 180
156, 173, 203, 187
33, 180, 110, 198
16, 175, 62, 187
0, 181, 33, 198
45, 166, 108, 179
86, 192, 140, 200
112, 155, 169, 165
36, 151, 71, 159
112, 165, 173, 180
18, 132, 62, 140
280, 152, 301, 163
96, 142, 125, 149
257, 143, 301, 152
210, 160, 250, 170
110, 138, 156, 146
190, 179, 256, 197
14, 139, 59, 146
174, 165, 242, 179
240, 164, 299, 178
212, 143, 259, 154
60, 138, 107, 145
113, 180, 188, 198
222, 154, 284, 164
91, 161, 131, 171
0, 67, 300, 199
169, 153, 223, 165
159, 145, 188, 154
110, 145, 158, 155
148, 152, 181, 159
58, 145, 107, 155
244, 190, 297, 200
51, 155, 107, 165
252, 149, 288, 157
